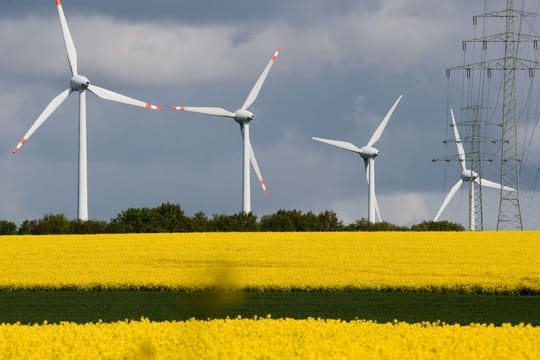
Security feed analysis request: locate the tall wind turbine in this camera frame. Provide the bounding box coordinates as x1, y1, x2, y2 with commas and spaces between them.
12, 0, 162, 221
434, 109, 515, 230
171, 49, 280, 213
312, 95, 402, 223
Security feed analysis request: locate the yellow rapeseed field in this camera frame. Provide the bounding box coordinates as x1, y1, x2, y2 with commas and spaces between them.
0, 318, 538, 359
0, 232, 539, 292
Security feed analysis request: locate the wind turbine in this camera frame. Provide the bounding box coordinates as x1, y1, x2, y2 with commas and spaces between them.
12, 0, 162, 221
312, 95, 403, 224
171, 49, 280, 213
434, 108, 515, 230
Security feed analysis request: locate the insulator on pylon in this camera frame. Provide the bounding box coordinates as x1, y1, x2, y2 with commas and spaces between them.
487, 68, 492, 78
446, 69, 451, 78
466, 69, 472, 78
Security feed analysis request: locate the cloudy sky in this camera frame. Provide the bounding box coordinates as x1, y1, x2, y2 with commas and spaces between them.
2, 0, 540, 229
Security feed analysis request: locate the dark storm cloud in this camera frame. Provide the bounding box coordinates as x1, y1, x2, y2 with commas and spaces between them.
1, 0, 540, 229
2, 0, 367, 25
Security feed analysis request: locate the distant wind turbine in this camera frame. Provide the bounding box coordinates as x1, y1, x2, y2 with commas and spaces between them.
12, 0, 162, 221
434, 108, 515, 230
312, 95, 403, 223
172, 49, 280, 213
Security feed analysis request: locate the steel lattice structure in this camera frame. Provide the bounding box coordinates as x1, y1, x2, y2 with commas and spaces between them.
447, 0, 540, 230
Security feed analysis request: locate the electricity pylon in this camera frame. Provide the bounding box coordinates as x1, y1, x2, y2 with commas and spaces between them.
447, 0, 540, 230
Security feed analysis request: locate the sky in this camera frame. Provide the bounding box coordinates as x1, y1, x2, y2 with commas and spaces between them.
1, 0, 540, 229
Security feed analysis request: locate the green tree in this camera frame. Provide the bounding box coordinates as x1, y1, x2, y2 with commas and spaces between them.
191, 211, 213, 232
70, 219, 108, 234
294, 211, 322, 231
18, 219, 37, 235
317, 210, 343, 231
0, 220, 17, 235
153, 202, 191, 232
410, 220, 465, 231
108, 207, 160, 233
108, 203, 193, 233
212, 212, 259, 232
345, 219, 407, 231
259, 210, 297, 231
18, 214, 71, 235
260, 209, 330, 231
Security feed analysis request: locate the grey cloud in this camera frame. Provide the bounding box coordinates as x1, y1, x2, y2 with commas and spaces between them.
2, 0, 540, 229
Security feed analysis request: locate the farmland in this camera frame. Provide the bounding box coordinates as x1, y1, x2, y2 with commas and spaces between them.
1, 319, 539, 359
0, 232, 538, 359
0, 232, 538, 292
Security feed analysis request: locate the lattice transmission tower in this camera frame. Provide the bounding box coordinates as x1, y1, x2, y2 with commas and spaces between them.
447, 0, 540, 230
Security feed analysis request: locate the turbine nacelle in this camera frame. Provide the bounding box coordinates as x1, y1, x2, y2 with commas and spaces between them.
359, 146, 380, 159
70, 75, 90, 92
234, 109, 255, 124
462, 169, 479, 181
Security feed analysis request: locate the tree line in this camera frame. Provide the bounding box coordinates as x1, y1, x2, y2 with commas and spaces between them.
0, 202, 464, 235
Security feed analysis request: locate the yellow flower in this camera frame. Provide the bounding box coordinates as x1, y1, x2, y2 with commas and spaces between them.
0, 319, 538, 360
0, 232, 538, 292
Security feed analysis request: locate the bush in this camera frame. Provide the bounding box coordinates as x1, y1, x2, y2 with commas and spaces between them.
0, 220, 17, 235
259, 210, 342, 231
212, 212, 259, 232
190, 211, 214, 232
318, 210, 343, 231
344, 219, 408, 232
107, 203, 191, 233
7, 204, 466, 234
70, 220, 108, 234
18, 214, 71, 235
410, 221, 465, 231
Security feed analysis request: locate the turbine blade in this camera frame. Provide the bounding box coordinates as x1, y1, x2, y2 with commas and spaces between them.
434, 179, 464, 221
364, 158, 369, 183
12, 89, 72, 154
171, 106, 235, 118
367, 94, 403, 148
312, 137, 363, 153
56, 0, 78, 76
373, 192, 382, 222
241, 48, 280, 110
450, 108, 466, 172
475, 177, 515, 192
88, 85, 162, 111
247, 137, 269, 195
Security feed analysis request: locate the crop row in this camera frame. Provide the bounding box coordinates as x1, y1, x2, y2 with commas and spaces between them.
0, 232, 539, 293
1, 318, 538, 359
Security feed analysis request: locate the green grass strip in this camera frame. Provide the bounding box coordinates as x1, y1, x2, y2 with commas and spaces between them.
0, 290, 538, 326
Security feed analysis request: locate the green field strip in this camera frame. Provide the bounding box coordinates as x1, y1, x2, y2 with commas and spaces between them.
0, 290, 538, 326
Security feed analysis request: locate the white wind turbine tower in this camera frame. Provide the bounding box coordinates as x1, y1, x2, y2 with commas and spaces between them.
172, 49, 280, 214
12, 0, 162, 221
312, 95, 402, 224
434, 109, 515, 230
